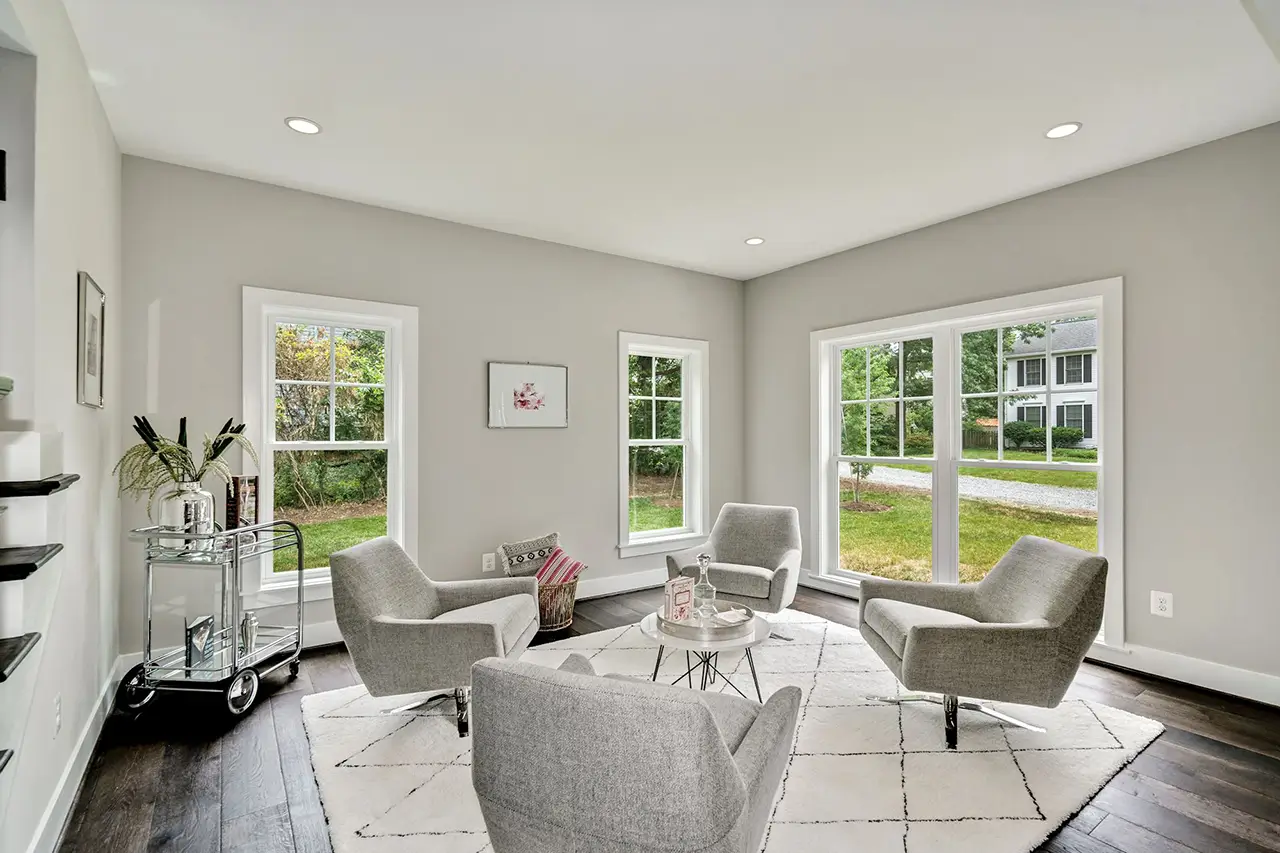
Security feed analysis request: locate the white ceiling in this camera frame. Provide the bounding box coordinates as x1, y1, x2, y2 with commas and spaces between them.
65, 1, 1280, 280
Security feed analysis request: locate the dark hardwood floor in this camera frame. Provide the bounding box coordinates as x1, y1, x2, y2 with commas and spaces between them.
58, 587, 1280, 853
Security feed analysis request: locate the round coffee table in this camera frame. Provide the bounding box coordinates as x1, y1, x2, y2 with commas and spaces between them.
639, 611, 770, 702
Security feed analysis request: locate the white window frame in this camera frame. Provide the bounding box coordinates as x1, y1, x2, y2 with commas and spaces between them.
242, 287, 419, 599
618, 332, 709, 558
811, 277, 1125, 649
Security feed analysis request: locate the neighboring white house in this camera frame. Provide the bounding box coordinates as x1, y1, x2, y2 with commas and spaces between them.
1003, 318, 1098, 450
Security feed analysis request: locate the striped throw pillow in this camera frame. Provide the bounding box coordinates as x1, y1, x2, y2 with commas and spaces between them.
535, 547, 587, 585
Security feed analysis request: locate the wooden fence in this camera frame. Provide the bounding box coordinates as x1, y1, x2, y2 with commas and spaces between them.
962, 427, 999, 449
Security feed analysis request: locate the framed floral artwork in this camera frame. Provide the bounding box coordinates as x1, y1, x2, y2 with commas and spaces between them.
487, 362, 568, 428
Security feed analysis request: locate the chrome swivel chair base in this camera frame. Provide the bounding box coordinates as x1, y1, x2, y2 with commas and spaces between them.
870, 693, 1046, 749
382, 686, 471, 737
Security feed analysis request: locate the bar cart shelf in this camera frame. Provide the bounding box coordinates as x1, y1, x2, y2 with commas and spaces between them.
118, 520, 304, 717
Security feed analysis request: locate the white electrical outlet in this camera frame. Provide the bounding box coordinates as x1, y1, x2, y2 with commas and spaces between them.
482, 553, 496, 573
54, 694, 62, 737
1150, 591, 1173, 618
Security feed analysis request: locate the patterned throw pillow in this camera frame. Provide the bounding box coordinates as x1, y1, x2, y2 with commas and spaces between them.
498, 532, 560, 577
535, 547, 587, 585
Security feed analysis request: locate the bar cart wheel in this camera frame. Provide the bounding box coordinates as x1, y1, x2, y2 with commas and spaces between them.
225, 668, 261, 717
288, 660, 300, 679
116, 663, 157, 713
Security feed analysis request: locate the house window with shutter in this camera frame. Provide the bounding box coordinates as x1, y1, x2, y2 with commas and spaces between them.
1016, 404, 1045, 428
1055, 402, 1093, 438
1018, 358, 1044, 387
1056, 353, 1092, 385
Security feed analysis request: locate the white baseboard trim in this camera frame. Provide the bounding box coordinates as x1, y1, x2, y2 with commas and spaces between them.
25, 657, 124, 853
303, 620, 342, 648
800, 570, 1280, 709
576, 568, 666, 600
1087, 642, 1280, 708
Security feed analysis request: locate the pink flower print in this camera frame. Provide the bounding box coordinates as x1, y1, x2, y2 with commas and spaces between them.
513, 382, 546, 411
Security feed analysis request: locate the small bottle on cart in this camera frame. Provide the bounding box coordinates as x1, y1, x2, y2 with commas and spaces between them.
693, 553, 717, 619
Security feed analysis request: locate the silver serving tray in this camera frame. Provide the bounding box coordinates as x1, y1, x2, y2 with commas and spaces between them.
658, 601, 756, 642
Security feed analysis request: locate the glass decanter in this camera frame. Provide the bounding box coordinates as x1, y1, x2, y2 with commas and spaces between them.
693, 553, 717, 619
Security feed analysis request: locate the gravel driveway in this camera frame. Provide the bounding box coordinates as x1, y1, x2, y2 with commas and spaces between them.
856, 465, 1096, 512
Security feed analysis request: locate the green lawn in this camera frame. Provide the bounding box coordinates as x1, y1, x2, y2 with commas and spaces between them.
898, 448, 1097, 489
274, 500, 678, 572
273, 487, 1095, 584
274, 514, 388, 571
629, 497, 684, 534
840, 486, 1096, 583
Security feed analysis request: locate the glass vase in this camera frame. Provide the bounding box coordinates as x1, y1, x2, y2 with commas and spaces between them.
693, 553, 716, 618
158, 481, 216, 551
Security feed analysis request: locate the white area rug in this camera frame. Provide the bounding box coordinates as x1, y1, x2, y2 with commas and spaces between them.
301, 609, 1163, 853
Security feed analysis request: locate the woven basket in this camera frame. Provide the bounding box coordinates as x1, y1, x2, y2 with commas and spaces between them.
537, 578, 579, 632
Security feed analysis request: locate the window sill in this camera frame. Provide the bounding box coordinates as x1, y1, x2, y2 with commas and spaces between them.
243, 574, 334, 609
799, 569, 863, 597
617, 533, 706, 559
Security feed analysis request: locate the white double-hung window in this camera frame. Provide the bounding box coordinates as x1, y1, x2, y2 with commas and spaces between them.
243, 288, 419, 590
618, 332, 709, 557
811, 278, 1124, 646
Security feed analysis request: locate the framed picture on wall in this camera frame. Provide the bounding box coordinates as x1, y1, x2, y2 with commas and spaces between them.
487, 362, 568, 428
77, 271, 105, 408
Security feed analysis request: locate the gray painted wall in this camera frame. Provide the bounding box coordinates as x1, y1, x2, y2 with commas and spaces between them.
119, 157, 744, 654
0, 47, 36, 422
744, 122, 1280, 679
0, 2, 122, 849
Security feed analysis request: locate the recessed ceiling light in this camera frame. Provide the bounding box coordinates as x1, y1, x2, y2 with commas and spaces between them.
744, 237, 765, 246
285, 116, 322, 135
1045, 122, 1082, 139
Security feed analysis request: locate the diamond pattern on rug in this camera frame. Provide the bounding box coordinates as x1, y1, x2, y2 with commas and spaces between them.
302, 609, 1163, 853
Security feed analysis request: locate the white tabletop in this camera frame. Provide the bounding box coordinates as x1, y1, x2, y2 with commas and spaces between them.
639, 611, 770, 653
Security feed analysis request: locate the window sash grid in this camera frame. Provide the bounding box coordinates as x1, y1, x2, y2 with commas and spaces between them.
957, 458, 1096, 472
841, 394, 932, 404
812, 284, 1118, 644
328, 325, 337, 442
269, 440, 390, 451
959, 391, 1050, 400
258, 300, 408, 586
275, 378, 385, 389
621, 337, 704, 550
996, 327, 1004, 459
829, 321, 1102, 550
838, 455, 935, 466
650, 358, 657, 440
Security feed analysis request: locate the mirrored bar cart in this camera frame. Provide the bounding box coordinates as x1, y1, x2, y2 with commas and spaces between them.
118, 521, 304, 717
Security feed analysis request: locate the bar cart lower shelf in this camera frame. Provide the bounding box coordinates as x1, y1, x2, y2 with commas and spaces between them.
118, 520, 304, 718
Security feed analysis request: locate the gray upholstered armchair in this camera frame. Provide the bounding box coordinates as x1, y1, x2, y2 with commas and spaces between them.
859, 535, 1107, 748
666, 503, 802, 615
472, 654, 801, 853
330, 537, 538, 735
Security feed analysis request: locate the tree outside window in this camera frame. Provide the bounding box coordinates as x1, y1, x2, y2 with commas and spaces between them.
272, 324, 389, 570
